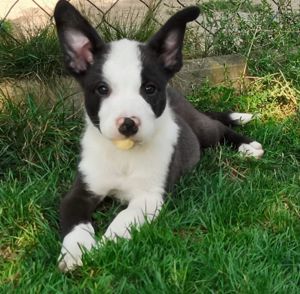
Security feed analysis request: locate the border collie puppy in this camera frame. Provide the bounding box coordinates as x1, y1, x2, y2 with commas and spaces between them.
54, 0, 264, 272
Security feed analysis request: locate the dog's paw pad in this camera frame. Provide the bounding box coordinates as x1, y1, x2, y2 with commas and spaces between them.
238, 141, 264, 159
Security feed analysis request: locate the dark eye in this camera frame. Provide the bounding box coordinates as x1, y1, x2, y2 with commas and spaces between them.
144, 83, 157, 95
96, 83, 109, 96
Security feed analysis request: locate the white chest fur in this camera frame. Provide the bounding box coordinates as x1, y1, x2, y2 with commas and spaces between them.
79, 105, 179, 203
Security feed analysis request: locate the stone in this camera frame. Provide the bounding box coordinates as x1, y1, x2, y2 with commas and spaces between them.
171, 54, 247, 94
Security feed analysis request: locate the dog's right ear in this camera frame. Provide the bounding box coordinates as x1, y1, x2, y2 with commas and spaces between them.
54, 0, 104, 75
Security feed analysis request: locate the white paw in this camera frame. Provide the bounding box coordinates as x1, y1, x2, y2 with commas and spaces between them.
58, 223, 96, 272
238, 141, 264, 159
230, 112, 253, 125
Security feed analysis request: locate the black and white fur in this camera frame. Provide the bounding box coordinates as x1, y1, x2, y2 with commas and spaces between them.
54, 0, 264, 272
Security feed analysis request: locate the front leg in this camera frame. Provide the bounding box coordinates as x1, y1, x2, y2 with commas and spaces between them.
103, 194, 164, 241
58, 176, 101, 272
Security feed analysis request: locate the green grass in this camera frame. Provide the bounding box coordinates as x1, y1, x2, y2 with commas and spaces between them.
0, 74, 299, 292
0, 26, 63, 80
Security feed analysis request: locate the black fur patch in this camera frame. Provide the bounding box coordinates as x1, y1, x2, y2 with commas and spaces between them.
77, 46, 110, 128
60, 173, 102, 237
139, 45, 169, 117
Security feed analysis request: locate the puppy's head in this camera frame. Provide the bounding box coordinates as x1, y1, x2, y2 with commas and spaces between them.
54, 0, 200, 143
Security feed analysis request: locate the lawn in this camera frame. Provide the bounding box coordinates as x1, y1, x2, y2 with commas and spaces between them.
0, 1, 300, 293
0, 73, 299, 293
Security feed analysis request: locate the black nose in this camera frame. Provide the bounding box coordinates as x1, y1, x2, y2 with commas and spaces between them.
118, 117, 138, 137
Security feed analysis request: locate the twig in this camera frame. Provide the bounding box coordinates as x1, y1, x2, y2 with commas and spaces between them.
243, 26, 259, 77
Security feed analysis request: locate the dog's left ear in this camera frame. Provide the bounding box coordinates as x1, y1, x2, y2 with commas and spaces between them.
54, 0, 105, 75
147, 6, 200, 76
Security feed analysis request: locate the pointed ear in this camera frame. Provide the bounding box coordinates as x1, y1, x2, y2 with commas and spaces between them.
147, 6, 200, 76
54, 0, 104, 75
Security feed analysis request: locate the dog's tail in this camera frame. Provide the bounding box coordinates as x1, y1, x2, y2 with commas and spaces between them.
204, 112, 253, 126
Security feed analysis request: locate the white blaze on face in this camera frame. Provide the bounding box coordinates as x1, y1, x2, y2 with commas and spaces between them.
99, 39, 156, 142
